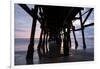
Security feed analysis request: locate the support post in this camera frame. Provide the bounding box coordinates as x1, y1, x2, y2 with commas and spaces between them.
63, 21, 71, 56
37, 29, 43, 58
71, 25, 78, 49
42, 31, 46, 55
26, 6, 38, 64
45, 33, 48, 54
79, 11, 86, 50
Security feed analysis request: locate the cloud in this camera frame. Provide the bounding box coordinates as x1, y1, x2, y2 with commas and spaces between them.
15, 29, 26, 32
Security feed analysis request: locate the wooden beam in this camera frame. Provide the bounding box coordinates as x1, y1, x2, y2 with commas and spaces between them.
18, 4, 33, 17
72, 23, 94, 31
81, 9, 90, 16
83, 8, 93, 24
72, 17, 80, 20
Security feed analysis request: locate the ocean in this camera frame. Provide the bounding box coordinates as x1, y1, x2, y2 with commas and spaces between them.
14, 37, 94, 65
15, 38, 94, 51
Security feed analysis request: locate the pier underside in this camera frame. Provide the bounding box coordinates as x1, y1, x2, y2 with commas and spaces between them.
18, 4, 94, 64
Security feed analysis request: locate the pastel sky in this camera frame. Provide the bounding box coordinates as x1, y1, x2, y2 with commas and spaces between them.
14, 4, 94, 38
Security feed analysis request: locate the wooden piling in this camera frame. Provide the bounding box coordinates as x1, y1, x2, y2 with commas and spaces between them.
79, 11, 86, 50
37, 29, 43, 58
42, 31, 46, 55
45, 33, 48, 53
26, 6, 38, 64
71, 25, 78, 49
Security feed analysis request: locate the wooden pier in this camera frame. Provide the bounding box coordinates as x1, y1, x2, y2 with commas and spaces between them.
19, 4, 94, 64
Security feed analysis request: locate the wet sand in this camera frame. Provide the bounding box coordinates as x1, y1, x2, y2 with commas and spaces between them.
15, 48, 94, 65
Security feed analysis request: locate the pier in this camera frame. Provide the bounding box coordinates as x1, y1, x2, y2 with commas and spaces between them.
18, 4, 94, 64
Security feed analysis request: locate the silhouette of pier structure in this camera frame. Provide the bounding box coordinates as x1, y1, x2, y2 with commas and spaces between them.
18, 4, 94, 64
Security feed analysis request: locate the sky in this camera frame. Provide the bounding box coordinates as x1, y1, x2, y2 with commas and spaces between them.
14, 4, 94, 39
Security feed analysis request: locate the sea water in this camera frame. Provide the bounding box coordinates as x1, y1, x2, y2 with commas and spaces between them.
15, 38, 94, 51
14, 37, 94, 65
